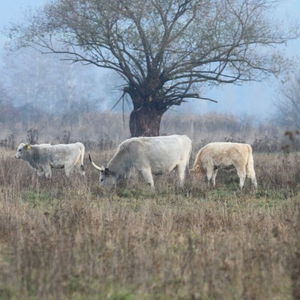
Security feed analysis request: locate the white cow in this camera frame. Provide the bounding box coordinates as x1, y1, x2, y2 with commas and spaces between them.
15, 142, 85, 178
89, 135, 192, 189
191, 142, 257, 189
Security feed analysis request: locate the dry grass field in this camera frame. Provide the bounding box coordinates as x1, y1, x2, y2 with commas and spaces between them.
0, 148, 299, 300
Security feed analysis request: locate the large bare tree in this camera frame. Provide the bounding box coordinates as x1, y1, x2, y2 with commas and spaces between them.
11, 0, 297, 136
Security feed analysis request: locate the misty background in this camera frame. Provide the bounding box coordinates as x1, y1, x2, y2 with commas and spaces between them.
0, 0, 299, 150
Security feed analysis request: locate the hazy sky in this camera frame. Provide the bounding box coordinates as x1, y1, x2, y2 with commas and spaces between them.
0, 0, 299, 120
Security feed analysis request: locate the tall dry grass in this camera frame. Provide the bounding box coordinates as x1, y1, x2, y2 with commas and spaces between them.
0, 149, 299, 299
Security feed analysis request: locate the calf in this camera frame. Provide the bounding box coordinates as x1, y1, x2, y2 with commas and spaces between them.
191, 142, 257, 189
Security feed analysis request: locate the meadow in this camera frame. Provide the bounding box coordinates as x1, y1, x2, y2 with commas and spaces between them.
0, 147, 299, 300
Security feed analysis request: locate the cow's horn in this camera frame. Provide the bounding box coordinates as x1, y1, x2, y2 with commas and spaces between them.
88, 154, 102, 171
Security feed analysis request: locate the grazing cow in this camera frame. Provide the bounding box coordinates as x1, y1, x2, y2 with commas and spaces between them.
191, 142, 257, 189
15, 142, 85, 178
89, 135, 192, 189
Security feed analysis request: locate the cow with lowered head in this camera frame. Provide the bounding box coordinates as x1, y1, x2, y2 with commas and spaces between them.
89, 135, 192, 189
15, 142, 85, 178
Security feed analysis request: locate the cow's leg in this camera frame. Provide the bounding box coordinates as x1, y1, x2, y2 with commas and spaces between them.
206, 166, 214, 187
177, 163, 186, 187
212, 168, 218, 187
251, 176, 258, 189
246, 158, 257, 189
43, 166, 52, 179
37, 168, 44, 177
140, 168, 154, 189
64, 164, 74, 177
236, 166, 246, 189
248, 171, 257, 189
79, 164, 85, 176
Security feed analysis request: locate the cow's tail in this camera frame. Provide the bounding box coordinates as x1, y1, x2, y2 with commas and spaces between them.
186, 141, 193, 174
246, 145, 257, 188
79, 143, 85, 173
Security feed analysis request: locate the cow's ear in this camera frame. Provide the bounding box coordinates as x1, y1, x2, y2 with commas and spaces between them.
104, 168, 110, 176
25, 144, 32, 150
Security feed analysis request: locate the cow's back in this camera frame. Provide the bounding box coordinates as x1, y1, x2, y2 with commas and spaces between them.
40, 143, 84, 165
200, 142, 250, 166
128, 135, 191, 171
108, 135, 191, 174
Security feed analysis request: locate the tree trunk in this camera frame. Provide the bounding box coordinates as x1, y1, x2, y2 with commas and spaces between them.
129, 105, 164, 137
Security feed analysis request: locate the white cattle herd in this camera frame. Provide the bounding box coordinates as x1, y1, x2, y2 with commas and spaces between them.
15, 135, 257, 189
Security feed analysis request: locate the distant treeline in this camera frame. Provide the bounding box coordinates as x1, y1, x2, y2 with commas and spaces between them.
0, 100, 299, 152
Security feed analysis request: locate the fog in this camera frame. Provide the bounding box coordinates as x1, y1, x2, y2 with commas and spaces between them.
0, 0, 299, 122
1, 47, 121, 114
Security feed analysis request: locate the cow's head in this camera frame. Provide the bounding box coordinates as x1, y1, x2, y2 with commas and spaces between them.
15, 143, 32, 159
89, 154, 116, 187
189, 165, 205, 180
